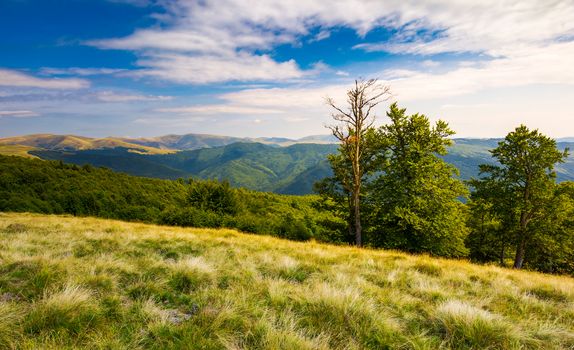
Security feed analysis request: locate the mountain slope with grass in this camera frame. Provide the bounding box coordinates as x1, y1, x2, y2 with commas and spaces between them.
0, 134, 173, 155
30, 143, 338, 194
0, 213, 573, 349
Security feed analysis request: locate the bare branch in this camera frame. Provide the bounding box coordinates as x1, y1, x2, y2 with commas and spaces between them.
324, 78, 392, 247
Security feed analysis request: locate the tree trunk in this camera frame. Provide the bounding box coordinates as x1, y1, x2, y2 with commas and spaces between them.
353, 188, 362, 247
514, 178, 531, 269
499, 244, 505, 267
513, 238, 526, 269
514, 208, 529, 269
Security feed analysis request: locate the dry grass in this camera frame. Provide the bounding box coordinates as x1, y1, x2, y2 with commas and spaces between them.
0, 212, 573, 349
0, 145, 38, 158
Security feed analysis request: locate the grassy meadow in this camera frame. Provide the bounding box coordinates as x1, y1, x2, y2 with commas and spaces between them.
0, 212, 573, 349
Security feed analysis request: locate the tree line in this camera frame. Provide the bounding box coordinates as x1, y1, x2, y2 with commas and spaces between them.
317, 79, 573, 274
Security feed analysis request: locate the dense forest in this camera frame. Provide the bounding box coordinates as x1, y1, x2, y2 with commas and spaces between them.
0, 155, 342, 243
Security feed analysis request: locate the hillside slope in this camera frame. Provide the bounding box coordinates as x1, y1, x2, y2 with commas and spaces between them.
30, 143, 338, 194
0, 213, 572, 349
0, 134, 173, 154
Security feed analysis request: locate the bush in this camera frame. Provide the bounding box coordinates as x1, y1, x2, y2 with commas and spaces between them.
188, 179, 239, 215
275, 214, 313, 241
159, 207, 222, 228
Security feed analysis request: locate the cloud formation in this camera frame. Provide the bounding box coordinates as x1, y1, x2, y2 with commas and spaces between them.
90, 0, 574, 85
129, 52, 305, 84
95, 91, 172, 102
40, 67, 127, 76
0, 69, 89, 89
0, 110, 40, 118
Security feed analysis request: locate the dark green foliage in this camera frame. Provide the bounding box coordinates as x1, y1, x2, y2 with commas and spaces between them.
275, 213, 313, 241
370, 104, 469, 257
187, 179, 238, 214
522, 182, 574, 274
318, 103, 470, 257
0, 155, 337, 242
159, 206, 224, 228
467, 125, 572, 271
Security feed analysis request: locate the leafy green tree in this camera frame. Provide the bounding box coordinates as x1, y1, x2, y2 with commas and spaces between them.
187, 179, 239, 214
371, 103, 469, 257
314, 129, 382, 244
523, 182, 574, 274
470, 125, 569, 269
324, 79, 391, 246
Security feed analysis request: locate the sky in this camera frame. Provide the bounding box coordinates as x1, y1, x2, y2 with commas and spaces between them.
0, 0, 573, 139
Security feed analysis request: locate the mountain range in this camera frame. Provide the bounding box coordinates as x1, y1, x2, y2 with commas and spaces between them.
0, 133, 572, 194
0, 133, 336, 153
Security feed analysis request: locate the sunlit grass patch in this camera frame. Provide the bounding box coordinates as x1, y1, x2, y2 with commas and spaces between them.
525, 284, 569, 303
73, 238, 120, 257
434, 300, 519, 349
259, 255, 319, 283
0, 213, 573, 348
0, 302, 22, 349
413, 262, 443, 277
25, 285, 101, 336
0, 258, 66, 301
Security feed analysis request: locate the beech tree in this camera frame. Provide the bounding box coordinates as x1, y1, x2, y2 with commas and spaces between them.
324, 79, 391, 246
470, 125, 569, 269
371, 103, 469, 256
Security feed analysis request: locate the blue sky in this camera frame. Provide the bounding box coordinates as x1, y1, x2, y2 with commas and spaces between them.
1, 0, 573, 139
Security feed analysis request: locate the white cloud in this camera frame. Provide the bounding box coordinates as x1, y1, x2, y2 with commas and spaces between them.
86, 0, 574, 88
0, 110, 40, 118
128, 52, 306, 84
0, 69, 89, 89
384, 41, 574, 101
212, 40, 574, 109
351, 1, 574, 57
310, 30, 331, 42
95, 91, 172, 102
40, 67, 127, 76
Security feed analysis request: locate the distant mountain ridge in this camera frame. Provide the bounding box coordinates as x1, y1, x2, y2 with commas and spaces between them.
1, 133, 573, 195
120, 133, 338, 149
0, 133, 338, 154
0, 134, 173, 154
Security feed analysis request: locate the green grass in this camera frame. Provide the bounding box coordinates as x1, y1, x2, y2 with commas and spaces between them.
1, 213, 573, 349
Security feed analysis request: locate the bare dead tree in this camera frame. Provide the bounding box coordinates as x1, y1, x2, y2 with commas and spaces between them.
326, 79, 391, 247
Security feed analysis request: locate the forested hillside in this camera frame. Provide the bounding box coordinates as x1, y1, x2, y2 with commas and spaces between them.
30, 143, 337, 194
0, 155, 341, 243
